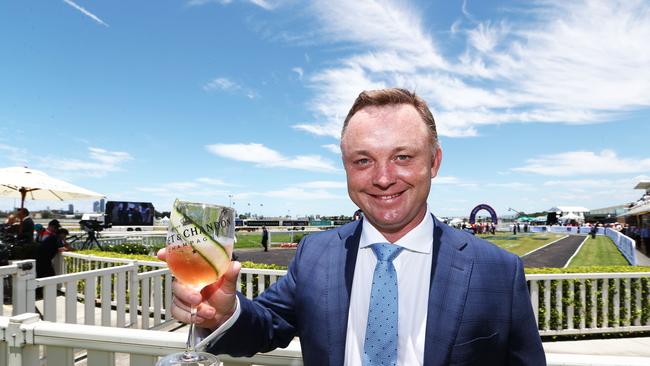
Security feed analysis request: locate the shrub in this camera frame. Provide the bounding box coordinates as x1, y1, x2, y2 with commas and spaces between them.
107, 242, 149, 255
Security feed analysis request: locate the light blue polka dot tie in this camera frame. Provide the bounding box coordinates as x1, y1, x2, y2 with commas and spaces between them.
363, 243, 403, 366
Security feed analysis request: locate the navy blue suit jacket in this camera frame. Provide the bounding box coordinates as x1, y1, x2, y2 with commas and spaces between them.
209, 217, 546, 365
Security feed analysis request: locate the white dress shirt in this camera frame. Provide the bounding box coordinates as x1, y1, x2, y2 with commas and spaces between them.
344, 208, 434, 366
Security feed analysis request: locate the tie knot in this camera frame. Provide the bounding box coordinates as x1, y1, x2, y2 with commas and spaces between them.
370, 243, 403, 262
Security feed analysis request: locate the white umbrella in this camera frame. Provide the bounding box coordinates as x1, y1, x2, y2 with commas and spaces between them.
0, 166, 105, 208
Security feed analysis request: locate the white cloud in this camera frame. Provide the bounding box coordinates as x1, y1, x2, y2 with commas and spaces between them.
206, 143, 339, 172
62, 0, 109, 27
513, 150, 650, 176
298, 181, 346, 189
291, 0, 650, 140
0, 143, 28, 166
486, 182, 533, 190
187, 0, 280, 10
432, 176, 461, 185
321, 144, 341, 154
263, 187, 344, 200
203, 77, 257, 99
196, 177, 230, 186
88, 147, 132, 166
45, 147, 132, 177
292, 67, 304, 80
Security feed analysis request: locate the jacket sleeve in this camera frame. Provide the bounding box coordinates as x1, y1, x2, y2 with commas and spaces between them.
508, 257, 546, 366
206, 240, 302, 357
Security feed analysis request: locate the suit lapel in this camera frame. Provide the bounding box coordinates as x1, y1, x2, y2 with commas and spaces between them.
423, 217, 473, 366
327, 221, 362, 366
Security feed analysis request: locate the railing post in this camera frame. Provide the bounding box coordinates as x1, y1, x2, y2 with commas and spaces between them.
53, 252, 64, 276
529, 280, 539, 326
11, 260, 36, 316
129, 261, 139, 328
6, 313, 39, 366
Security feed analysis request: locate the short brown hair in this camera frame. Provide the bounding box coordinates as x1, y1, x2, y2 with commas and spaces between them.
341, 88, 439, 150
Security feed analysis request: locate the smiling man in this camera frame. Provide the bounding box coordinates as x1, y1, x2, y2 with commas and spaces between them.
165, 88, 545, 365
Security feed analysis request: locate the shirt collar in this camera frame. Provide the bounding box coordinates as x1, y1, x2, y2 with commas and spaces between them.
359, 206, 434, 254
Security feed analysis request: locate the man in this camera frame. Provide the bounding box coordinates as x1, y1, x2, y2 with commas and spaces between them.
35, 228, 71, 278
261, 226, 269, 252
38, 219, 61, 242
162, 88, 545, 365
16, 208, 35, 243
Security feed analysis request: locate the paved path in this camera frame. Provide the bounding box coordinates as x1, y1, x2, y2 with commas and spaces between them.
522, 235, 586, 268
234, 247, 297, 266
635, 248, 650, 266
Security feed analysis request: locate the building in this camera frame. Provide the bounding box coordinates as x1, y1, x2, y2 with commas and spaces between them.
93, 201, 100, 213
68, 204, 74, 214
547, 206, 590, 224
618, 181, 650, 255
99, 198, 106, 212
586, 204, 630, 223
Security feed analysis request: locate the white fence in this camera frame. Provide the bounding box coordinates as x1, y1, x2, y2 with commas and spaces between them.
48, 253, 650, 337
3, 253, 287, 330
0, 313, 303, 366
528, 272, 650, 336
0, 253, 649, 365
605, 228, 637, 265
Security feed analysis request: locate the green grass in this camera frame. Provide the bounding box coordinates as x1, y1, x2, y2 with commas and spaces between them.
479, 232, 564, 256
567, 236, 629, 267
235, 232, 305, 249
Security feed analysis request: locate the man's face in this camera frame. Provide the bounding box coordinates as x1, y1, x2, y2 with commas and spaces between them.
341, 104, 442, 241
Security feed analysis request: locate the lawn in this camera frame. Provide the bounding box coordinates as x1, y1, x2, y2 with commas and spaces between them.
235, 232, 306, 249
567, 236, 629, 267
479, 232, 564, 257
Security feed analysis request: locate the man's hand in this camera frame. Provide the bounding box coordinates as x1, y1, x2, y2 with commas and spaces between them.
157, 248, 241, 331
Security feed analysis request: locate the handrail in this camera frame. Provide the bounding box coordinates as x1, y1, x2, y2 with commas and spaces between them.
526, 272, 650, 280
36, 263, 135, 285
0, 313, 304, 366
11, 252, 650, 338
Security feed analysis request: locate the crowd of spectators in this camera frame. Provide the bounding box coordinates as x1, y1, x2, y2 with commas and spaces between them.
1, 210, 73, 277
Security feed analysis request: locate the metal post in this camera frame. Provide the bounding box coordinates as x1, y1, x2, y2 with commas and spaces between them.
11, 260, 36, 316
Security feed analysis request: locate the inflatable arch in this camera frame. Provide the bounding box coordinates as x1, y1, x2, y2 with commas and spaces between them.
469, 204, 498, 224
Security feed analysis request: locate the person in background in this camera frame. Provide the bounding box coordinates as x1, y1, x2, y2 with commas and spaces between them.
261, 226, 269, 252
38, 219, 61, 242
16, 208, 35, 243
35, 228, 72, 278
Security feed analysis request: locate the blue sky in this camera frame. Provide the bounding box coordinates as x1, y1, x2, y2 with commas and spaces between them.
1, 0, 649, 218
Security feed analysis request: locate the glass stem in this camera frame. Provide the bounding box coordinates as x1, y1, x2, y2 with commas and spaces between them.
183, 305, 197, 360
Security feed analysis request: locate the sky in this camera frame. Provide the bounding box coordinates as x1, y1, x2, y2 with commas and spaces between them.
0, 0, 649, 219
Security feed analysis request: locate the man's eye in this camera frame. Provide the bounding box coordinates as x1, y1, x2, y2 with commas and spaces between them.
395, 155, 410, 161
355, 158, 370, 165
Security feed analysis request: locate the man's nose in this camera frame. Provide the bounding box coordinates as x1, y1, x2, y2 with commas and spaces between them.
372, 162, 396, 189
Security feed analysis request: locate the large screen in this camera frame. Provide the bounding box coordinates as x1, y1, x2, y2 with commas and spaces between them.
105, 201, 155, 226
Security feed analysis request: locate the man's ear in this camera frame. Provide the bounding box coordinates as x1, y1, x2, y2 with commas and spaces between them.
431, 145, 443, 179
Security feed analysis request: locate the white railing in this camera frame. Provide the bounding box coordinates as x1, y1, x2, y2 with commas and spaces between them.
3, 256, 173, 330
605, 228, 637, 265
527, 272, 650, 336
5, 253, 649, 340
2, 313, 650, 366
0, 313, 303, 366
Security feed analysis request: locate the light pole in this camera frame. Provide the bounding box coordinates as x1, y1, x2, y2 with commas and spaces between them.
508, 207, 523, 217
228, 194, 233, 207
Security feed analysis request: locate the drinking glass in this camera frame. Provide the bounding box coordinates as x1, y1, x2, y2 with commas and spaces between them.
157, 199, 235, 366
